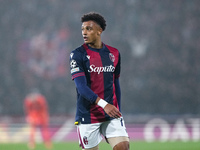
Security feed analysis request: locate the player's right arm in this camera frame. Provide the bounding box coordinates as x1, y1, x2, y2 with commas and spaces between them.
74, 75, 98, 103
70, 50, 98, 104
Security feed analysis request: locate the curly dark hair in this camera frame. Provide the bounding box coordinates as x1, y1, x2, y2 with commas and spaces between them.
81, 12, 106, 31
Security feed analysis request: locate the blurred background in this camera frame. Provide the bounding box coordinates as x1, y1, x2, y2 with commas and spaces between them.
0, 0, 200, 143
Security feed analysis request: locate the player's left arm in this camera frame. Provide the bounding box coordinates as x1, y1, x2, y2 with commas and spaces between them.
40, 95, 49, 117
96, 50, 122, 119
114, 78, 121, 111
114, 51, 121, 110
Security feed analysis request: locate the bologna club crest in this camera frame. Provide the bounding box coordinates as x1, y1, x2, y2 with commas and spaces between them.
83, 136, 88, 145
109, 53, 115, 62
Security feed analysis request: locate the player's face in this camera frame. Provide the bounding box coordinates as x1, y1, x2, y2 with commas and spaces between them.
81, 21, 102, 45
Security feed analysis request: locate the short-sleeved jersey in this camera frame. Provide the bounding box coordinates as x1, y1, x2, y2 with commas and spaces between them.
70, 43, 121, 124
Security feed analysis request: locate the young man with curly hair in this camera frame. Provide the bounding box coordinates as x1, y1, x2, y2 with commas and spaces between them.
69, 12, 129, 150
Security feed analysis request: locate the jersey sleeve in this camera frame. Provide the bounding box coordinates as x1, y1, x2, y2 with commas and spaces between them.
69, 49, 98, 103
114, 52, 121, 78
69, 49, 85, 80
114, 78, 121, 111
74, 76, 98, 103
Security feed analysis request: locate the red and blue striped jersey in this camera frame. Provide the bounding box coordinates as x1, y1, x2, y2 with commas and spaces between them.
70, 43, 121, 124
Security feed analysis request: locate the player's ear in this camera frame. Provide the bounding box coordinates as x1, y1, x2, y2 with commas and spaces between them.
97, 28, 103, 35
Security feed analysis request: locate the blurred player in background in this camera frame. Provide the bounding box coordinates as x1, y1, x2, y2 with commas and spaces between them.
69, 12, 129, 150
24, 89, 52, 149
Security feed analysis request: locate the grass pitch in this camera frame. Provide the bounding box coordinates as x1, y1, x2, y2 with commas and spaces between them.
0, 141, 199, 150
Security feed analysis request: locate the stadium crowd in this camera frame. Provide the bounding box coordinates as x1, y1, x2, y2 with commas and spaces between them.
0, 0, 199, 116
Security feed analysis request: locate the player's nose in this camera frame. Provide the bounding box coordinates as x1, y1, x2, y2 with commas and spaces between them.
82, 29, 87, 35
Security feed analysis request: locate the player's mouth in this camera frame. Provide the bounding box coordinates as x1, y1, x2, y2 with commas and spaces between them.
83, 36, 88, 41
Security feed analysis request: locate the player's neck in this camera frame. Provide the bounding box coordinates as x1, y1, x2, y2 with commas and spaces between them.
88, 41, 103, 49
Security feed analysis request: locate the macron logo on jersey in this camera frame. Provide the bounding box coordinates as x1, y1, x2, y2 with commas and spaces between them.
70, 53, 74, 59
86, 55, 90, 60
88, 64, 115, 74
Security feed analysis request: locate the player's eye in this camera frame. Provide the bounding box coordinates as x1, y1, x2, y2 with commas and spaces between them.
86, 27, 92, 31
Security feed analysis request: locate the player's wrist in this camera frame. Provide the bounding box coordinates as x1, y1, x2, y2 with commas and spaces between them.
97, 99, 108, 109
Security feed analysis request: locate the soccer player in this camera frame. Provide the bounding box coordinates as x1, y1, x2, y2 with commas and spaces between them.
24, 90, 52, 149
69, 12, 129, 150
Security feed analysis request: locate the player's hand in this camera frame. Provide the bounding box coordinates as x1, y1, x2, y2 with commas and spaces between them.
104, 104, 121, 118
